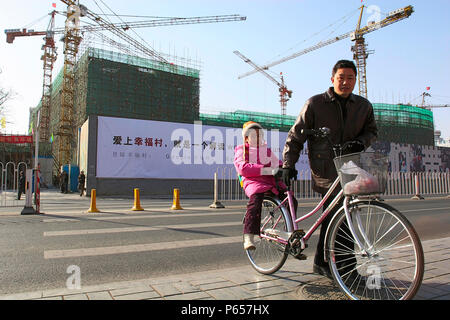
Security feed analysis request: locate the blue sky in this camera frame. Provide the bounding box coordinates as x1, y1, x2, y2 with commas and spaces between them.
1, 0, 449, 139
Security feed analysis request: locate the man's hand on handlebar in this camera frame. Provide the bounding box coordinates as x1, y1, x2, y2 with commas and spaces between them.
281, 168, 297, 186
342, 140, 365, 154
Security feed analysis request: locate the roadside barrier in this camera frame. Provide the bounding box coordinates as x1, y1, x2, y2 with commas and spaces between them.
209, 172, 225, 209
131, 188, 144, 211
171, 188, 183, 210
87, 189, 100, 213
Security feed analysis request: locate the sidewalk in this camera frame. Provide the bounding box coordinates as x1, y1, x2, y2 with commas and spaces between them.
1, 236, 449, 300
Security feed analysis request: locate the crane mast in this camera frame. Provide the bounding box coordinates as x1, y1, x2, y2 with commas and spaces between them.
351, 6, 369, 98
58, 0, 82, 168
40, 11, 57, 143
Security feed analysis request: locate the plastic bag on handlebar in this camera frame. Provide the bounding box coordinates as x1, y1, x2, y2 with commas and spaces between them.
340, 161, 379, 195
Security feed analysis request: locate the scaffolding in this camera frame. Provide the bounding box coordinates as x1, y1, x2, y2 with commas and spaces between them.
84, 48, 200, 124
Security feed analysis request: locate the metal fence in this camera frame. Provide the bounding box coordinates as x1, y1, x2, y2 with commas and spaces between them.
0, 162, 28, 207
216, 168, 450, 201
385, 171, 450, 197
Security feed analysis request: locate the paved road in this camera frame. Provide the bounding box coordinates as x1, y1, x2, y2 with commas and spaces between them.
0, 191, 448, 296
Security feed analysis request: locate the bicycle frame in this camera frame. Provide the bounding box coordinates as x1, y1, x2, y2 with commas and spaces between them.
261, 176, 368, 254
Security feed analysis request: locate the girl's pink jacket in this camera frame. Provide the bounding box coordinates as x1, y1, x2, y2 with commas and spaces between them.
234, 144, 285, 198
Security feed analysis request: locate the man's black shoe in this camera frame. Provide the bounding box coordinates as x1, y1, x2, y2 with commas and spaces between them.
313, 263, 333, 280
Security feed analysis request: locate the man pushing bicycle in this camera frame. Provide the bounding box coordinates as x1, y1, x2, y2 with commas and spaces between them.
281, 60, 378, 279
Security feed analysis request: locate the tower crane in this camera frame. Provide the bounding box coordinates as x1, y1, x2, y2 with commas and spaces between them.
234, 50, 292, 116
5, 11, 58, 143
6, 0, 246, 168
238, 5, 414, 98
418, 91, 449, 110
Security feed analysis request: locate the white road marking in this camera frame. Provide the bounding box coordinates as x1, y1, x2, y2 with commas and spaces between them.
43, 211, 242, 223
44, 236, 243, 259
44, 221, 242, 236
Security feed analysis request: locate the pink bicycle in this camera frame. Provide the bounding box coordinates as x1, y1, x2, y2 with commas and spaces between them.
245, 128, 424, 300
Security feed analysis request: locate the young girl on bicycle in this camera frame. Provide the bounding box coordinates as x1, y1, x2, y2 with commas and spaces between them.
234, 121, 297, 250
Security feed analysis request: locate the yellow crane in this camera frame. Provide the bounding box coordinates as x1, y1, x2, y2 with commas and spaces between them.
57, 0, 246, 167
234, 50, 292, 116
238, 5, 414, 98
6, 0, 246, 168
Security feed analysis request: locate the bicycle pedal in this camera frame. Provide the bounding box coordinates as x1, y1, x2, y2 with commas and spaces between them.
294, 253, 307, 261
265, 228, 291, 239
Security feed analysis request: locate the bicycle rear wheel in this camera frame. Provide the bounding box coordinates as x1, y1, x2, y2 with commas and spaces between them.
246, 196, 292, 275
326, 200, 424, 300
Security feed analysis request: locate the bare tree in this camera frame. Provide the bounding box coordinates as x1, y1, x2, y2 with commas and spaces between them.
0, 69, 12, 131
0, 87, 10, 114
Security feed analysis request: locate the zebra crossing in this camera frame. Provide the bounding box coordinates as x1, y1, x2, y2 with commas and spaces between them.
41, 206, 246, 264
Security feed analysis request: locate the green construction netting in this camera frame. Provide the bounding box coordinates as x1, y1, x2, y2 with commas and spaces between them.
200, 110, 296, 132
372, 103, 434, 129
86, 47, 200, 79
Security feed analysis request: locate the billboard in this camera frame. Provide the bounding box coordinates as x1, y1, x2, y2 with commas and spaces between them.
96, 116, 310, 179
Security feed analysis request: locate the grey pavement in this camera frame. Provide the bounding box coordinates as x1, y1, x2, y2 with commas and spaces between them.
0, 235, 448, 300
0, 191, 449, 300
0, 236, 449, 300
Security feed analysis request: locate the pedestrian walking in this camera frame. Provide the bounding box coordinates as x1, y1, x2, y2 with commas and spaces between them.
17, 171, 25, 200
78, 171, 86, 196
60, 170, 68, 194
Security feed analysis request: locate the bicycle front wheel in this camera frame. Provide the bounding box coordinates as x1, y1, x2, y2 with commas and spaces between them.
246, 196, 292, 275
326, 200, 424, 300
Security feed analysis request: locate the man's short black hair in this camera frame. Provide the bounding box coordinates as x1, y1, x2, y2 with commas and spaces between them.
332, 60, 357, 77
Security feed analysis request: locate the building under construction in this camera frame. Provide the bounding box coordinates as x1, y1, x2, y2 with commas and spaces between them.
30, 47, 200, 169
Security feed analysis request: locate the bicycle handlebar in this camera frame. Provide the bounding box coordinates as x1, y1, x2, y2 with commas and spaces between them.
300, 127, 331, 138
300, 127, 364, 158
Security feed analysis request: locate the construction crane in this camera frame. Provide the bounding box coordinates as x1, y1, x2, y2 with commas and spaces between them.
423, 104, 450, 109
58, 0, 247, 167
234, 50, 292, 116
238, 5, 414, 98
6, 0, 246, 168
5, 11, 58, 143
418, 91, 449, 109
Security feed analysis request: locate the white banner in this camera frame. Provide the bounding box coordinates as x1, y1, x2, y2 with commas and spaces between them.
96, 116, 310, 179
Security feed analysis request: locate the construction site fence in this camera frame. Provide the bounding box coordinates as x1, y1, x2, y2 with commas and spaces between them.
215, 168, 450, 201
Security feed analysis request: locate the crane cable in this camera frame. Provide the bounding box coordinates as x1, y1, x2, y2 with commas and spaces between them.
266, 7, 361, 65
94, 0, 162, 60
